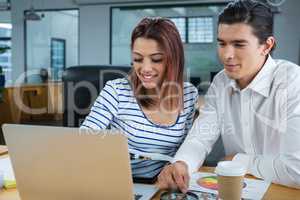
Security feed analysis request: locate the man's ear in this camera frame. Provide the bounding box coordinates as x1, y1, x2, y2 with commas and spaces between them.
262, 36, 276, 56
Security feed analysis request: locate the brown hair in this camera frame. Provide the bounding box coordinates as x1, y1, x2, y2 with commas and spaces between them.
218, 0, 276, 51
130, 17, 184, 112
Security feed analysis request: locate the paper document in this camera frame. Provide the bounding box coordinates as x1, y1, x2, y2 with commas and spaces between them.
134, 183, 158, 200
0, 157, 15, 181
0, 157, 16, 188
189, 172, 270, 200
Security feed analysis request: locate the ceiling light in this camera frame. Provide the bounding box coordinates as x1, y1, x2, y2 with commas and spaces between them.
24, 6, 42, 21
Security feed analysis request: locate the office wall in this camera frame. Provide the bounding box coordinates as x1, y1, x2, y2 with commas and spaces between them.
79, 0, 300, 66
78, 0, 228, 66
273, 0, 300, 64
10, 0, 300, 84
79, 5, 110, 65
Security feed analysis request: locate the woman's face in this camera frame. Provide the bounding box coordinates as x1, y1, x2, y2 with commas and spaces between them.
132, 37, 166, 90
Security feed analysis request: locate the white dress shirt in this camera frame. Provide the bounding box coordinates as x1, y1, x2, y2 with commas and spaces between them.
174, 55, 300, 188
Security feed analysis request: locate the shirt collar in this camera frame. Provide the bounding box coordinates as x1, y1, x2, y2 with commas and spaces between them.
228, 55, 277, 97
247, 55, 277, 97
229, 79, 239, 93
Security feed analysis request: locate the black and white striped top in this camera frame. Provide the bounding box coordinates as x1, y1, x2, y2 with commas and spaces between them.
81, 78, 198, 177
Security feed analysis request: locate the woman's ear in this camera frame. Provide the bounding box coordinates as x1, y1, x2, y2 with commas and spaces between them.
262, 36, 276, 55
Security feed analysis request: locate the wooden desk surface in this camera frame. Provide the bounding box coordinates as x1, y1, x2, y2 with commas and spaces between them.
1, 158, 299, 200
151, 167, 300, 200
0, 145, 8, 156
0, 82, 63, 124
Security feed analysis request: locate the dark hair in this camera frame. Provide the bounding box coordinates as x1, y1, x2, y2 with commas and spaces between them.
130, 17, 184, 111
218, 0, 276, 51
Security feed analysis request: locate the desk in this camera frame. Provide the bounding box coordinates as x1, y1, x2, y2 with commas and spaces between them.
1, 155, 299, 200
0, 145, 8, 155
151, 167, 300, 200
0, 82, 63, 124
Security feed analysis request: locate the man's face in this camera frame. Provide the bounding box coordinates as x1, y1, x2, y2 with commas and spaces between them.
217, 23, 268, 89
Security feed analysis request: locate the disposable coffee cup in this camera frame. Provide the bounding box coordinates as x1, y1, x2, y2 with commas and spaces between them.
215, 161, 246, 200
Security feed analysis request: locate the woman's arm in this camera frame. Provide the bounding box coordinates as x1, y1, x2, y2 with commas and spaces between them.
80, 80, 119, 130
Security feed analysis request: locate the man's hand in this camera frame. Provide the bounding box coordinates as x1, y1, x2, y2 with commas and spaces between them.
156, 161, 190, 193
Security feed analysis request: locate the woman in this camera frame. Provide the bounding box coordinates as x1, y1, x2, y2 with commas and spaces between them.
81, 17, 198, 178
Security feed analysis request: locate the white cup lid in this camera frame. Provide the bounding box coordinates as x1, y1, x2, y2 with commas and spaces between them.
215, 161, 246, 176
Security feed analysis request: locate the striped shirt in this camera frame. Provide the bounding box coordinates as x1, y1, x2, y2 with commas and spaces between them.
81, 78, 198, 177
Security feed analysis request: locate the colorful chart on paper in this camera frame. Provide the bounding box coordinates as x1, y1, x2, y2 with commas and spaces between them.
189, 172, 270, 200
197, 176, 247, 190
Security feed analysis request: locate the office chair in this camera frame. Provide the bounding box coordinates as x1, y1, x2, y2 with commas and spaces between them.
62, 65, 131, 127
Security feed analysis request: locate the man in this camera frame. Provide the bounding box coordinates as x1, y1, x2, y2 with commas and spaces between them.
157, 0, 300, 192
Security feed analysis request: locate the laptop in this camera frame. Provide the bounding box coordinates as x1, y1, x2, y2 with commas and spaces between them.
2, 124, 158, 200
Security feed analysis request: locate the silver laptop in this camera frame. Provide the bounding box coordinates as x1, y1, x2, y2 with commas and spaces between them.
2, 124, 158, 200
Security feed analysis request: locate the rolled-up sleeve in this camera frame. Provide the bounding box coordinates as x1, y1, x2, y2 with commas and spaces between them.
173, 82, 221, 175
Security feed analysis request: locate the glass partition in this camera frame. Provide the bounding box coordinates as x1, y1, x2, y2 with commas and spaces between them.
111, 4, 225, 94
25, 9, 78, 82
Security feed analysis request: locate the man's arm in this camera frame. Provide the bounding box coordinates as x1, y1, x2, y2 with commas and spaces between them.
173, 82, 221, 175
233, 88, 300, 188
157, 82, 221, 192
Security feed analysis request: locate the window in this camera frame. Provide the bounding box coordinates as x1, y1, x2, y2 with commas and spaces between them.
188, 17, 213, 43
111, 5, 225, 94
25, 9, 78, 83
169, 17, 186, 43
0, 56, 9, 62
0, 23, 12, 86
51, 38, 66, 81
169, 17, 214, 44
